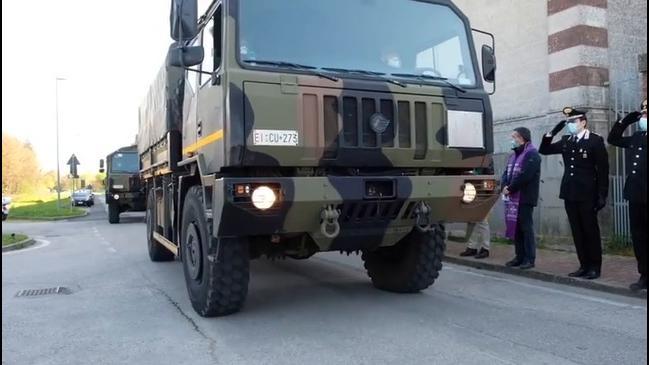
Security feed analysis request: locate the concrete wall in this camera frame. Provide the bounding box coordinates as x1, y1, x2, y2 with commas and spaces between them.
454, 0, 550, 126
607, 0, 647, 86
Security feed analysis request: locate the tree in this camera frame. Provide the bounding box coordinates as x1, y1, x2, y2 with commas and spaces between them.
2, 133, 40, 195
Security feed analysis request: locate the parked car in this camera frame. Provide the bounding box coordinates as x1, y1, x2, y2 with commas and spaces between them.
71, 190, 94, 207
2, 196, 10, 221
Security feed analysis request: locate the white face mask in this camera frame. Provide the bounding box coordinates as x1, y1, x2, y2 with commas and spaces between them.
640, 117, 648, 132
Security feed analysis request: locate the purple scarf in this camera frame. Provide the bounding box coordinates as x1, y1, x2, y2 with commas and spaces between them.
504, 143, 537, 240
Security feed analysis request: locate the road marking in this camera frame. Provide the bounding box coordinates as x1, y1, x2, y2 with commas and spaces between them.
445, 265, 647, 311
2, 239, 51, 256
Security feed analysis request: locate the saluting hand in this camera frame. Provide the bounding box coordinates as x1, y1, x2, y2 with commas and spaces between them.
621, 111, 641, 126
549, 120, 567, 137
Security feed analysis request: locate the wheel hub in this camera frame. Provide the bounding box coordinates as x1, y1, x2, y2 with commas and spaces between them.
185, 223, 202, 281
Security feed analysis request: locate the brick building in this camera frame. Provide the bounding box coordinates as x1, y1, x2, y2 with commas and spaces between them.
453, 0, 647, 239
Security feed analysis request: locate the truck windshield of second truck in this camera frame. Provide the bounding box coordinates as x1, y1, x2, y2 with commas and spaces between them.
238, 0, 477, 87
110, 153, 139, 174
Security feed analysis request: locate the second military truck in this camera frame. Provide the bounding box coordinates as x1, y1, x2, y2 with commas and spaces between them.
101, 145, 146, 224
138, 0, 499, 316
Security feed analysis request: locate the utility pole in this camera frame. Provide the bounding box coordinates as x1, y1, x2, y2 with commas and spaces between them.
55, 77, 66, 210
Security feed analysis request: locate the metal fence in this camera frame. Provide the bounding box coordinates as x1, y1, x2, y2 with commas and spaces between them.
607, 77, 642, 241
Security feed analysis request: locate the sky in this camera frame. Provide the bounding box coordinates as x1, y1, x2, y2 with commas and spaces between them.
2, 1, 174, 174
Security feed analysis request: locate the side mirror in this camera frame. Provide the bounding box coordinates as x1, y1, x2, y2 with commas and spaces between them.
481, 45, 496, 83
168, 45, 204, 67
99, 159, 105, 174
170, 0, 198, 41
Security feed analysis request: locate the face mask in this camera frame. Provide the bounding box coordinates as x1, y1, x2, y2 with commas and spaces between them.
640, 118, 648, 132
511, 140, 521, 150
567, 122, 579, 135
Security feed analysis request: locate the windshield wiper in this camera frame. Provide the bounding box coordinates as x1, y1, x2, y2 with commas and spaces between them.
242, 59, 339, 82
322, 67, 406, 88
391, 73, 467, 93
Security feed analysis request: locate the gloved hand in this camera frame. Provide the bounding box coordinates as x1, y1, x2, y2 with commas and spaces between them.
550, 120, 567, 136
595, 197, 607, 212
621, 111, 641, 126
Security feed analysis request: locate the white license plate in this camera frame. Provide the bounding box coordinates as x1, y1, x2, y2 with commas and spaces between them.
253, 129, 299, 146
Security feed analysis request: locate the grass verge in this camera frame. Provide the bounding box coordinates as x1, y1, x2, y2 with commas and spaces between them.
2, 233, 28, 246
8, 196, 85, 220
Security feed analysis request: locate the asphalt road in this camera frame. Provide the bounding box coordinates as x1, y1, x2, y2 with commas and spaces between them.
2, 198, 647, 365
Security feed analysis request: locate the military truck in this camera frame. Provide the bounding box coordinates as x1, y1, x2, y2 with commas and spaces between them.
100, 145, 146, 224
138, 0, 499, 317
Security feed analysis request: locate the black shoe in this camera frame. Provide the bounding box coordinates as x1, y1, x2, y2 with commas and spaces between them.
584, 270, 600, 280
506, 259, 522, 267
475, 249, 490, 259
519, 262, 535, 270
569, 268, 588, 278
629, 277, 647, 292
460, 248, 478, 257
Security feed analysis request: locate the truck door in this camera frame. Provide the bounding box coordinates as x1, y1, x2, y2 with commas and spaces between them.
182, 38, 200, 159
194, 4, 224, 169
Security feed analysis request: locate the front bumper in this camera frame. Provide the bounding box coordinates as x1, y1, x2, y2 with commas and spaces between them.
212, 175, 498, 243
106, 192, 144, 204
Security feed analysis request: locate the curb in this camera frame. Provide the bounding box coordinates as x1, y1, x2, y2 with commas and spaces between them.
443, 255, 647, 300
8, 210, 89, 222
2, 238, 35, 252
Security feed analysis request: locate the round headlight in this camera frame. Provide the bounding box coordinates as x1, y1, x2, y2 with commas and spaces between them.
113, 194, 120, 200
251, 186, 276, 210
462, 183, 477, 204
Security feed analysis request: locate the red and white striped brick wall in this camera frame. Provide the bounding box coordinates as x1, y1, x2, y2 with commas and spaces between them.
547, 0, 610, 110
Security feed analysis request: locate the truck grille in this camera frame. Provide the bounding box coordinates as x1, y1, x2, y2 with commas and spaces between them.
318, 94, 439, 160
336, 200, 406, 225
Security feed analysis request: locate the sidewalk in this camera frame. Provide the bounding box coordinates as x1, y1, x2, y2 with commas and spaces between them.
443, 234, 646, 299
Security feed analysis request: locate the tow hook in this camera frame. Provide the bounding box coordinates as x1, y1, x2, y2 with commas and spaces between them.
320, 205, 341, 239
414, 202, 433, 232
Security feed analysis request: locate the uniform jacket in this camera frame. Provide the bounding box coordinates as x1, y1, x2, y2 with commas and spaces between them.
607, 123, 647, 204
539, 130, 609, 203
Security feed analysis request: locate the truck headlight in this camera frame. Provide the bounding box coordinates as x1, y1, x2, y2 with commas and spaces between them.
251, 186, 276, 210
113, 194, 120, 200
462, 183, 477, 204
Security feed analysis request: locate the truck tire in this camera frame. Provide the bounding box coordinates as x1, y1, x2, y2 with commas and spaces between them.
146, 190, 175, 262
361, 225, 446, 293
181, 186, 249, 317
108, 203, 120, 224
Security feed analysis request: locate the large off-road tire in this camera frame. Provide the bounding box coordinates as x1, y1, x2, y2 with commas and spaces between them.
146, 189, 175, 262
181, 186, 249, 317
361, 225, 446, 293
108, 203, 120, 224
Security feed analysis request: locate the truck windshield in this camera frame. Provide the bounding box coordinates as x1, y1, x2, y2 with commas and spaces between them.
110, 153, 139, 174
238, 0, 477, 87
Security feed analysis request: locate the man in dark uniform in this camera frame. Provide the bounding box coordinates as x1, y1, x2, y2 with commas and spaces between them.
540, 107, 609, 280
608, 99, 647, 291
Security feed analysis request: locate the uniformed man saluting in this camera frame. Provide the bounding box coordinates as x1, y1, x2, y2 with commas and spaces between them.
608, 99, 647, 292
540, 107, 609, 280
